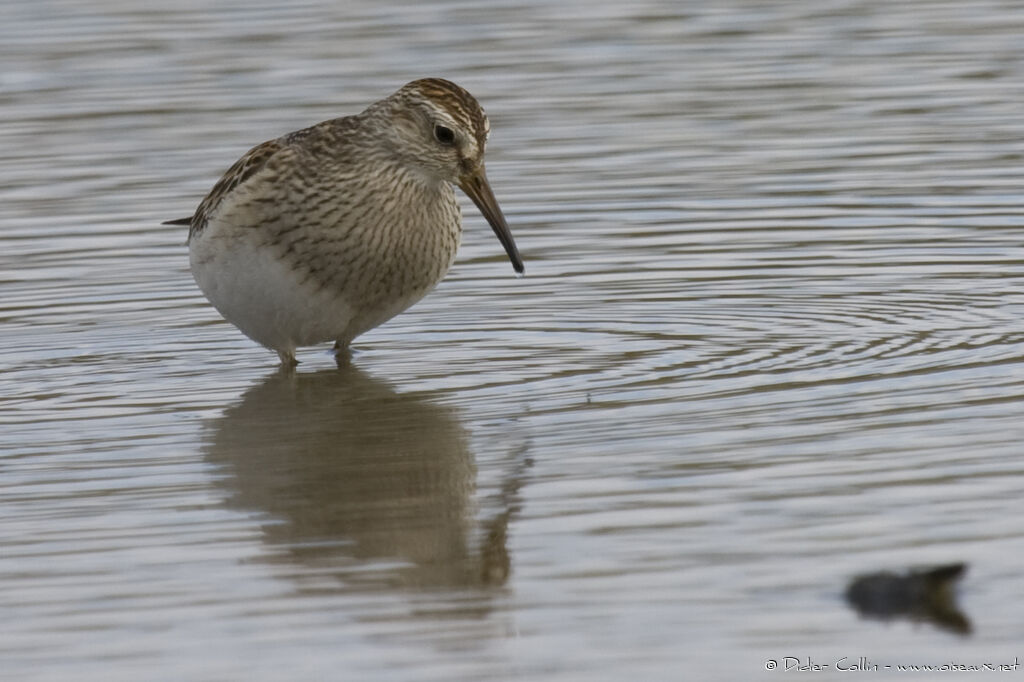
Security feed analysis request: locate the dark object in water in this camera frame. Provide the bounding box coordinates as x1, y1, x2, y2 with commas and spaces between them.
845, 563, 970, 636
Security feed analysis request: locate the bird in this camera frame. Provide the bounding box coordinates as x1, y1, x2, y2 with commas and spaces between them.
165, 78, 523, 366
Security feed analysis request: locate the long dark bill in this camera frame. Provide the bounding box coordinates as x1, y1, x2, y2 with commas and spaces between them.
459, 166, 524, 274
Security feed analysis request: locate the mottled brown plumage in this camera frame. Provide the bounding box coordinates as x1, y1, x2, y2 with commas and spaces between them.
167, 78, 523, 365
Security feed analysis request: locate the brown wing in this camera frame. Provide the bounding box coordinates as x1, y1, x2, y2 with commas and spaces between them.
169, 138, 287, 242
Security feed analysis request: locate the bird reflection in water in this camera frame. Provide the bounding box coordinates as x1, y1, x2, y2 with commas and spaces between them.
203, 364, 523, 591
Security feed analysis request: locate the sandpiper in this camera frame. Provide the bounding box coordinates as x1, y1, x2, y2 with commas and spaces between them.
165, 78, 523, 365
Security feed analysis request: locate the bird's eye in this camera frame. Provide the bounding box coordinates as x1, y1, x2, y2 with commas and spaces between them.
433, 124, 456, 146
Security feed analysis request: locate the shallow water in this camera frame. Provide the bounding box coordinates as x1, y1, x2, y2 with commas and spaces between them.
4, 1, 1024, 679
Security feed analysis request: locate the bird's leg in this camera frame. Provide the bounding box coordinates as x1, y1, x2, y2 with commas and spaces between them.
277, 349, 298, 367
333, 340, 352, 367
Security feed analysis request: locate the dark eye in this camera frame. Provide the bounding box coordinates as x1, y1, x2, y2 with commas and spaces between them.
433, 124, 456, 146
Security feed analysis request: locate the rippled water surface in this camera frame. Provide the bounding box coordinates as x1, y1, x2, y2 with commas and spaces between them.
4, 1, 1024, 679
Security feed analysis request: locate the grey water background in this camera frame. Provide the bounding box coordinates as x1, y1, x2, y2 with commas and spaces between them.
3, 0, 1024, 679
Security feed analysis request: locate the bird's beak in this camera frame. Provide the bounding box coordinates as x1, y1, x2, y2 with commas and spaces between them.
459, 165, 524, 274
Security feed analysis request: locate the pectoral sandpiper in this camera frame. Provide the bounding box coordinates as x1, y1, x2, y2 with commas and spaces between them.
165, 78, 523, 365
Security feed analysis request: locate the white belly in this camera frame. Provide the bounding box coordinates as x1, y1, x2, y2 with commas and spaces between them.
190, 234, 359, 355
